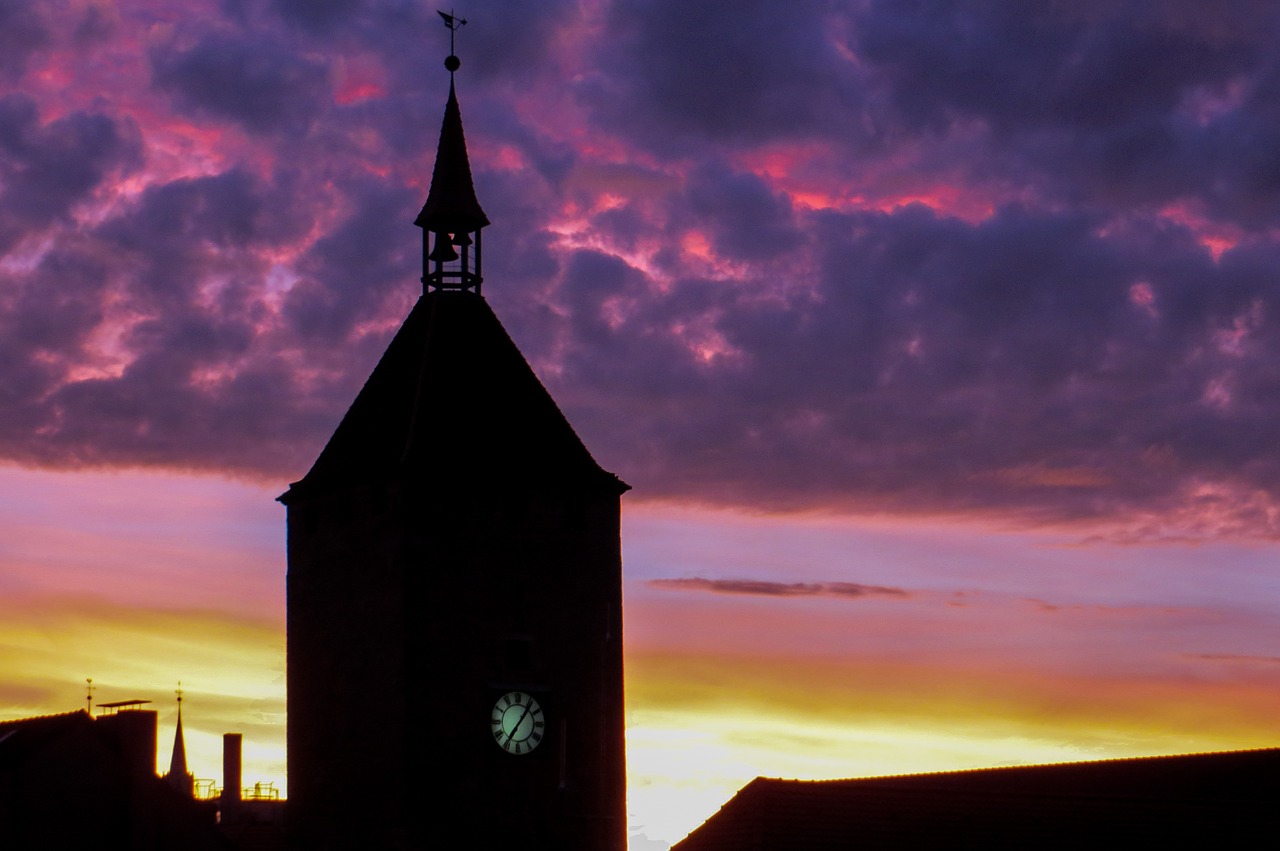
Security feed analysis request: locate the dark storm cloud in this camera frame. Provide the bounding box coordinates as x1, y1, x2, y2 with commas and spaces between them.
149, 29, 331, 134
650, 578, 910, 599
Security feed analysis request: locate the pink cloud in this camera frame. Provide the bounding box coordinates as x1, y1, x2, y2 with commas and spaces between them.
650, 577, 909, 599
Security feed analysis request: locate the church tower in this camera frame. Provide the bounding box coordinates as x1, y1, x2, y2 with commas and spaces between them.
280, 42, 628, 851
163, 685, 193, 798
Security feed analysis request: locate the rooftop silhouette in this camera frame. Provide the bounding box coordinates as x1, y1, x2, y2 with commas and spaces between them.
673, 748, 1280, 849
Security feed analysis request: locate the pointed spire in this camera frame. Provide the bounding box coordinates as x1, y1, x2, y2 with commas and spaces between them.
415, 81, 490, 236
416, 47, 489, 292
165, 683, 193, 797
169, 704, 188, 778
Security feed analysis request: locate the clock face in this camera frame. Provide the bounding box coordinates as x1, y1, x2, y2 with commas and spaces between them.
490, 691, 544, 755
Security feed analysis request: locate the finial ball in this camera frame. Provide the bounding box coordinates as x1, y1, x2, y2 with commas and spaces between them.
445, 55, 461, 72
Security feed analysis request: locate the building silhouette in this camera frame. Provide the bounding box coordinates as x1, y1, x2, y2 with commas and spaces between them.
0, 692, 285, 850
672, 748, 1280, 849
280, 50, 628, 851
0, 703, 226, 849
163, 690, 194, 798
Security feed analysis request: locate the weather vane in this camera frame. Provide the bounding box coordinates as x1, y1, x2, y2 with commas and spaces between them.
438, 9, 467, 72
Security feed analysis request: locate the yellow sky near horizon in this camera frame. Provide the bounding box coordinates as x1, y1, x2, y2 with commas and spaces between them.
2, 465, 1278, 847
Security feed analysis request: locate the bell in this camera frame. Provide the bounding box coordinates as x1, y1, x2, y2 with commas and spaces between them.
428, 232, 459, 262
451, 232, 473, 247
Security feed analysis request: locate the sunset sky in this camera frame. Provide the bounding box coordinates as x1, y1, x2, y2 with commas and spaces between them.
3, 1, 1280, 847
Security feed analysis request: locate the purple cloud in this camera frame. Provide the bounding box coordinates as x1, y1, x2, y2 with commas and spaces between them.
1184, 653, 1280, 666
650, 578, 910, 599
3, 2, 1280, 537
150, 28, 331, 135
0, 0, 49, 81
0, 95, 142, 251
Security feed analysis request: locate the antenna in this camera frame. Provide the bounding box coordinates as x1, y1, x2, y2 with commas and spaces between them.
85, 678, 95, 716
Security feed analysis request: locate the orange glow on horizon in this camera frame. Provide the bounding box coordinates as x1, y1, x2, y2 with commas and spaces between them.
2, 476, 1278, 849
624, 646, 1280, 843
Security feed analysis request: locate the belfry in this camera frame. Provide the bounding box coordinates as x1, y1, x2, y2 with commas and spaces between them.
280, 36, 628, 851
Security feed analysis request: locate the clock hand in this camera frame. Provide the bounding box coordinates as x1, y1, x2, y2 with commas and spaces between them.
509, 698, 534, 740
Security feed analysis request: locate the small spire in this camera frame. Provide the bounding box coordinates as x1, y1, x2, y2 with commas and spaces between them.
416, 12, 489, 293
166, 682, 193, 797
85, 677, 94, 717
415, 83, 490, 236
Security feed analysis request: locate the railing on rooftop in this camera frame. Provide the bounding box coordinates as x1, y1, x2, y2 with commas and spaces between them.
192, 778, 280, 802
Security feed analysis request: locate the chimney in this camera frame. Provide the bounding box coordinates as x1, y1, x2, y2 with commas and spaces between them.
222, 733, 243, 806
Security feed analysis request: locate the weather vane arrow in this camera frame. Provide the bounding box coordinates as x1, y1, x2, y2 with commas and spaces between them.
438, 9, 467, 30
438, 9, 467, 70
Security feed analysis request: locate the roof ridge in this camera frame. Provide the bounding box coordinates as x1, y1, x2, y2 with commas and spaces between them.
751, 746, 1280, 785
0, 710, 88, 727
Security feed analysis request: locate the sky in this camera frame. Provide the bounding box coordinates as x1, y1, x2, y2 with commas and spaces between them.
2, 0, 1280, 846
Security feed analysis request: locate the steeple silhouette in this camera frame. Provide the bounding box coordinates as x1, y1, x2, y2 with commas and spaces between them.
415, 55, 490, 293
289, 51, 621, 495
164, 684, 193, 798
281, 26, 628, 850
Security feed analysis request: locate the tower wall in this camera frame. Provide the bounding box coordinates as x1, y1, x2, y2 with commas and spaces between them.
287, 478, 625, 850
283, 63, 627, 849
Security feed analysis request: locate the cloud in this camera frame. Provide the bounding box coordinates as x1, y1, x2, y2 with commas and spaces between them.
0, 94, 142, 250
581, 0, 861, 151
526, 192, 1280, 534
282, 174, 418, 342
0, 682, 55, 708
0, 0, 49, 81
5, 2, 1280, 536
1183, 653, 1280, 666
650, 577, 909, 599
149, 28, 332, 135
855, 1, 1256, 133
269, 0, 356, 34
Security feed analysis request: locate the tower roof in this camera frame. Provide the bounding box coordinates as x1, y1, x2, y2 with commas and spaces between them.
283, 291, 626, 499
414, 81, 490, 235
164, 692, 192, 798
167, 706, 188, 780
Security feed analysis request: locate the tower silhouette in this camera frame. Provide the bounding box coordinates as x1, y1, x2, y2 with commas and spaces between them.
280, 49, 628, 851
164, 684, 193, 798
